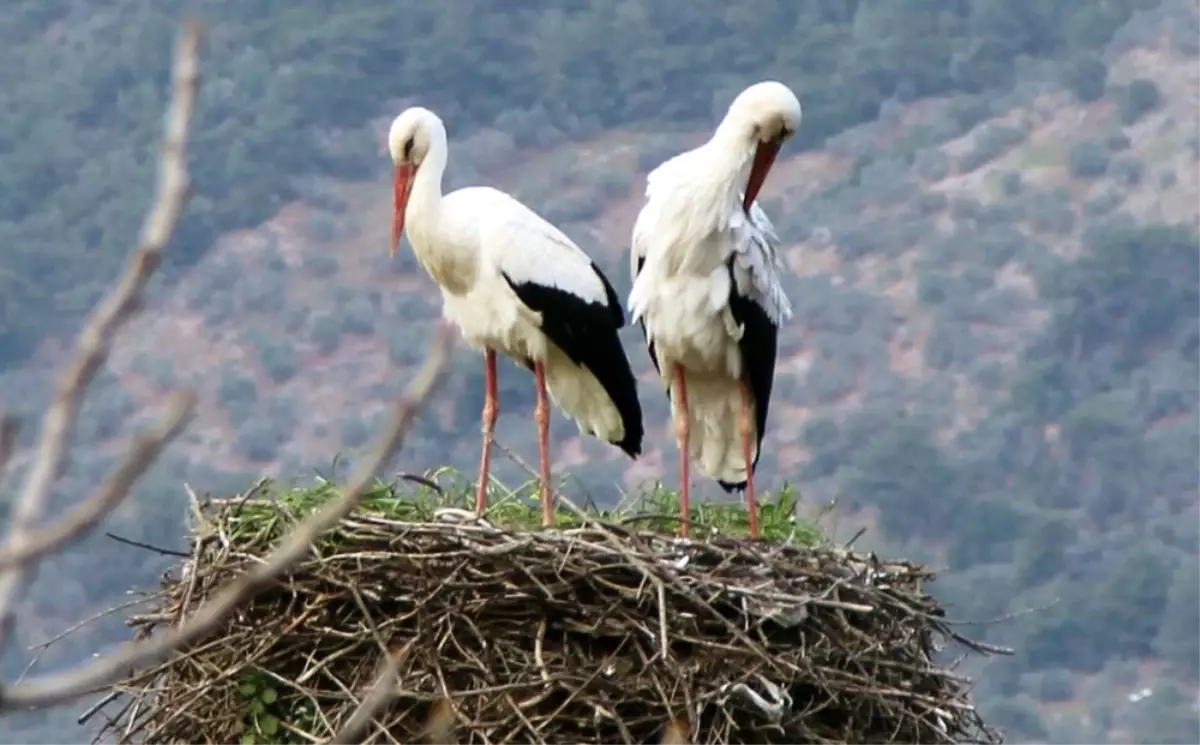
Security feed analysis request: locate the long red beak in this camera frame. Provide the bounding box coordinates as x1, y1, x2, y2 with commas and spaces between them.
391, 164, 416, 257
742, 139, 781, 213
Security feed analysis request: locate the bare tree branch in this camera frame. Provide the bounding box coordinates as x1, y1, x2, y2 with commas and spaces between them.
0, 324, 454, 712
0, 18, 204, 651
0, 392, 196, 572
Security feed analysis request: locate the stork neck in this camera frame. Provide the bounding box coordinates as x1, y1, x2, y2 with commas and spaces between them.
706, 117, 756, 182
405, 127, 449, 245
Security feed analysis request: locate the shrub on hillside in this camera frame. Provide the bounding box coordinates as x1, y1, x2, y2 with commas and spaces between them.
915, 191, 948, 215
1119, 78, 1162, 124
1083, 189, 1123, 218
912, 149, 951, 181
950, 197, 986, 224
255, 338, 301, 384
977, 225, 1025, 268
243, 272, 287, 314
802, 342, 857, 406
263, 394, 299, 434
924, 316, 977, 371
261, 239, 289, 274
587, 164, 631, 200
999, 170, 1023, 197
1067, 140, 1110, 180
302, 253, 339, 278
1026, 188, 1076, 235
306, 214, 338, 243
338, 296, 376, 336
541, 192, 602, 224
989, 695, 1051, 742
1155, 560, 1200, 682
79, 384, 137, 441
1105, 131, 1132, 152
283, 305, 310, 334
311, 314, 341, 355
218, 368, 258, 413
456, 129, 518, 172
236, 420, 282, 463
132, 352, 179, 391
1108, 154, 1144, 186
1031, 668, 1076, 703
1063, 55, 1108, 102
338, 415, 371, 448
856, 156, 913, 204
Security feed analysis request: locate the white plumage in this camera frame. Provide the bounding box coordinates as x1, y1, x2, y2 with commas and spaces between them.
627, 81, 800, 537
388, 106, 643, 526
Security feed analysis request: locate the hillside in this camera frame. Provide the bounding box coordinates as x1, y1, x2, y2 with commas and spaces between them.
0, 1, 1197, 743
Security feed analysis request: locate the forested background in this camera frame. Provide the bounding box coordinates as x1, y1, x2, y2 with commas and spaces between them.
0, 0, 1197, 742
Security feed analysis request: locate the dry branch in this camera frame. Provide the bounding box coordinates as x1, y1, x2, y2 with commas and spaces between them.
0, 392, 196, 572
95, 500, 1003, 745
0, 325, 454, 713
0, 17, 204, 650
0, 11, 457, 716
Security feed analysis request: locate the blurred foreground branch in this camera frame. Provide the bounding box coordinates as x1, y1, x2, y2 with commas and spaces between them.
0, 14, 457, 715
0, 325, 452, 712
0, 17, 204, 651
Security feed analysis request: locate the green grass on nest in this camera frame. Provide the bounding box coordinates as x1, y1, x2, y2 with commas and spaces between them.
224, 466, 825, 547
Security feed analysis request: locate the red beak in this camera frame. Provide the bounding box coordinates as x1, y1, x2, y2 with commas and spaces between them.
742, 139, 781, 213
391, 164, 416, 257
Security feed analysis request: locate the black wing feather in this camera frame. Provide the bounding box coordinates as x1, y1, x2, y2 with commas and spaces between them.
501, 266, 644, 459
717, 255, 779, 493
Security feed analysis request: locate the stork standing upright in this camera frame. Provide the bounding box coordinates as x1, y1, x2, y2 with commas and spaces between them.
387, 106, 644, 526
627, 81, 799, 539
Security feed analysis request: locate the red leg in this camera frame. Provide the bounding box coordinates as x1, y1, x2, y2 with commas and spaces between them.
673, 364, 691, 538
475, 349, 498, 515
534, 361, 554, 527
739, 380, 760, 538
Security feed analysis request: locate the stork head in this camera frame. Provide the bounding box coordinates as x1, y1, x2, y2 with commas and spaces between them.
723, 81, 802, 212
387, 107, 440, 257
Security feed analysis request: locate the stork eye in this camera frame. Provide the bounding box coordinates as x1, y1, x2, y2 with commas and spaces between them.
403, 136, 415, 160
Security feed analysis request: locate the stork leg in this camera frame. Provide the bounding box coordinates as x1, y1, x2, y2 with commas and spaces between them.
534, 360, 554, 527
738, 379, 760, 539
673, 364, 691, 538
475, 349, 499, 516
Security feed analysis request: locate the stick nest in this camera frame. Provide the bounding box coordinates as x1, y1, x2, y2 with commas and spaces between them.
94, 488, 1001, 745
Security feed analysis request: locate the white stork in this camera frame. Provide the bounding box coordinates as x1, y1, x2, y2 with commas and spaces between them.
387, 106, 644, 527
627, 81, 799, 539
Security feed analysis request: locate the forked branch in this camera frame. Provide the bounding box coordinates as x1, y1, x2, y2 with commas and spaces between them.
0, 324, 454, 712
0, 11, 456, 716
0, 17, 204, 651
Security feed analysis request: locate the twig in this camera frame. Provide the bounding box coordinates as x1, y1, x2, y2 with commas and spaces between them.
0, 324, 454, 712
103, 531, 191, 559
0, 393, 196, 572
0, 17, 203, 652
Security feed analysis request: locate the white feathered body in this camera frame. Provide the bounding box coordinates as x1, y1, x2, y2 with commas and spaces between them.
628, 144, 793, 486
406, 185, 632, 447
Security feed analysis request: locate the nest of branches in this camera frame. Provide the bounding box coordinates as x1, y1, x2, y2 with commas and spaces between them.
94, 488, 1000, 745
